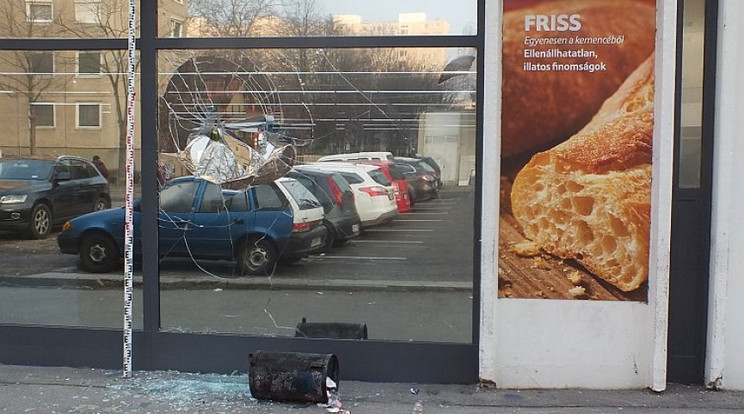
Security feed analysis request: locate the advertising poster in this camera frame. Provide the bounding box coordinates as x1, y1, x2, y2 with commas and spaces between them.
498, 0, 656, 301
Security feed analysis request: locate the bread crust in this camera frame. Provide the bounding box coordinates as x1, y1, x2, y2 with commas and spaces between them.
501, 0, 656, 158
510, 54, 654, 292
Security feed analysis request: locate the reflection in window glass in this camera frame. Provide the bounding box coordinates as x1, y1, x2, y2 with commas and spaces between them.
27, 1, 53, 22
30, 52, 54, 75
157, 48, 476, 343
75, 0, 100, 24
77, 103, 101, 127
32, 103, 55, 127
0, 0, 140, 38
0, 50, 142, 329
78, 52, 101, 75
181, 0, 477, 38
679, 0, 705, 189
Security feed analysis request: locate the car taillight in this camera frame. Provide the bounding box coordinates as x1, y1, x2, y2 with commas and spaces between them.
359, 186, 389, 197
328, 177, 344, 206
292, 220, 319, 232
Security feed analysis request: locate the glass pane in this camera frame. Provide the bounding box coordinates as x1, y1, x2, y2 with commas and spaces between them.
0, 50, 142, 329
30, 52, 54, 74
157, 47, 476, 343
78, 52, 101, 75
179, 0, 477, 38
679, 0, 705, 189
32, 103, 55, 126
0, 0, 141, 38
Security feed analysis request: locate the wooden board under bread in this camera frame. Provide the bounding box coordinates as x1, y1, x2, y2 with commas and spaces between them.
498, 213, 647, 302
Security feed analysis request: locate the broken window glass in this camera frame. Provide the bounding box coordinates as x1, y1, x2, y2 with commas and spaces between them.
155, 47, 476, 343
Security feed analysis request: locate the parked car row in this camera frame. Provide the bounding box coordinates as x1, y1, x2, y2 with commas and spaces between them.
54, 152, 443, 275
314, 151, 442, 205
58, 175, 328, 274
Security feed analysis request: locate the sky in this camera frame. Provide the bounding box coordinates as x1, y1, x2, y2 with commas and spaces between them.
318, 0, 478, 35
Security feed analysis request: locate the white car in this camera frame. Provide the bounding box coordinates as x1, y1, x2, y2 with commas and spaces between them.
274, 177, 327, 260
316, 151, 394, 163
301, 162, 399, 228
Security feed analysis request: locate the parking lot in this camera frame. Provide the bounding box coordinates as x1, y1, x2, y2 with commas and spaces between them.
0, 187, 475, 284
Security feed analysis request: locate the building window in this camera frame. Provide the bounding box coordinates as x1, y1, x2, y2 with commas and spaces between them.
31, 103, 55, 128
74, 0, 100, 24
29, 52, 53, 76
77, 103, 101, 128
171, 19, 183, 37
77, 52, 101, 76
26, 1, 52, 22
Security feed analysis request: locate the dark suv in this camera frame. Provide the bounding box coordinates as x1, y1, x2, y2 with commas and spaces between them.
0, 155, 111, 239
393, 157, 439, 203
288, 167, 362, 250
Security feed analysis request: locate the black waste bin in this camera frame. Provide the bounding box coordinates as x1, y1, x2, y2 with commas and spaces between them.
295, 318, 368, 340
248, 351, 339, 403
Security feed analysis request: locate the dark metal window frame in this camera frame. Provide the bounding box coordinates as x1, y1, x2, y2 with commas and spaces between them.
0, 1, 484, 383
667, 0, 717, 384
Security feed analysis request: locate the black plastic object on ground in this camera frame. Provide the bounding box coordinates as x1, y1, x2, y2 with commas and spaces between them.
248, 351, 339, 403
295, 317, 368, 340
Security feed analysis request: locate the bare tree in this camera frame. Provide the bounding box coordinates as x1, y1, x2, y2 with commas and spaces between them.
188, 0, 277, 37
52, 0, 138, 183
0, 0, 63, 155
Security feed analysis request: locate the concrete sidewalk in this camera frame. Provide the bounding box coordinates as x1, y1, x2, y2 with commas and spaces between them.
1, 364, 744, 413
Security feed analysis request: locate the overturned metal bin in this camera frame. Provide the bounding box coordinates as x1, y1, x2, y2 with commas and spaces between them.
248, 351, 339, 403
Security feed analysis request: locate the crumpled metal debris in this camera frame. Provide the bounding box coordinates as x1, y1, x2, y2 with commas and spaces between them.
177, 115, 296, 187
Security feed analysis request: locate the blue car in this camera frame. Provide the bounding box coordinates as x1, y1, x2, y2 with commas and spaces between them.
57, 176, 326, 275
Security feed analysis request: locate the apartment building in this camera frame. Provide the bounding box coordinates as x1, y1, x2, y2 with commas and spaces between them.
0, 0, 187, 180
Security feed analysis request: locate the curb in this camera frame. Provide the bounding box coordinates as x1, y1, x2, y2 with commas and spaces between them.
0, 272, 473, 293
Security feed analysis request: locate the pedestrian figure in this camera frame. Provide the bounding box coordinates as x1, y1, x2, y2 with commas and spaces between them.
92, 155, 110, 180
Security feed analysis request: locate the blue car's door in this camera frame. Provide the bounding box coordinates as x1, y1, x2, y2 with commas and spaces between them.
186, 182, 254, 259
157, 179, 200, 257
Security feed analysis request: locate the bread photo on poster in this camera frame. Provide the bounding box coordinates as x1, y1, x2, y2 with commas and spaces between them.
497, 0, 655, 301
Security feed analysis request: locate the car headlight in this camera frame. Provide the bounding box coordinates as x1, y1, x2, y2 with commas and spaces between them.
0, 194, 27, 204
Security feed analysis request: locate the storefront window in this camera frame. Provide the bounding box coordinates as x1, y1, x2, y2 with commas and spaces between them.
156, 47, 477, 342
180, 0, 477, 38
0, 50, 142, 329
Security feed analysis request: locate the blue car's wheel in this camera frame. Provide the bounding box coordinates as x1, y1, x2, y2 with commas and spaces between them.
238, 239, 277, 276
79, 233, 120, 273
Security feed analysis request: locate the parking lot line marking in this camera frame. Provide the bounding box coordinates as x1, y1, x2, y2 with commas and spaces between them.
351, 240, 424, 244
395, 219, 443, 222
315, 255, 407, 260
364, 229, 434, 232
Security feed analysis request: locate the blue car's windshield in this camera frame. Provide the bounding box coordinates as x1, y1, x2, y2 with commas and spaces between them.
0, 160, 53, 180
